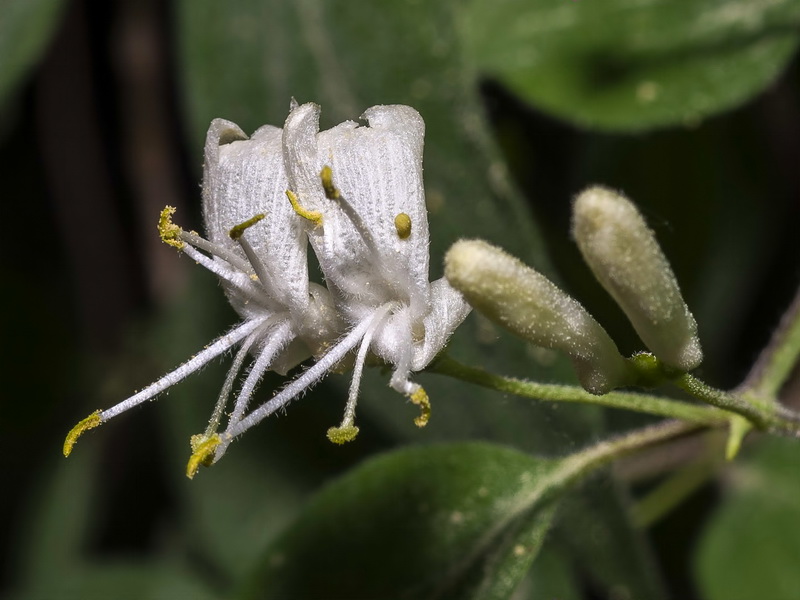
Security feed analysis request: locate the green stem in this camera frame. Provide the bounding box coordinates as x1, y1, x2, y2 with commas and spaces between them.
428, 354, 725, 426
674, 373, 800, 435
535, 420, 703, 503
740, 286, 800, 398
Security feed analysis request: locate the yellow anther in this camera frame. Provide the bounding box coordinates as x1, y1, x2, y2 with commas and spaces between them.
186, 434, 221, 479
229, 213, 266, 240
409, 387, 431, 428
320, 165, 340, 200
326, 424, 360, 445
394, 213, 412, 240
158, 206, 184, 249
63, 411, 102, 457
286, 190, 323, 227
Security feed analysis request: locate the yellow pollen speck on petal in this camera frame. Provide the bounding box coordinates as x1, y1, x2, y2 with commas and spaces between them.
286, 190, 323, 227
63, 411, 102, 457
158, 206, 184, 249
229, 213, 266, 240
320, 165, 340, 200
186, 434, 221, 479
410, 387, 430, 428
394, 213, 412, 239
326, 424, 360, 445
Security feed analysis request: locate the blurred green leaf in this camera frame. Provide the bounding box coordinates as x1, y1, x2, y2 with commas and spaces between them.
695, 437, 800, 600
12, 563, 222, 600
0, 0, 66, 109
462, 0, 800, 131
240, 442, 561, 600
12, 436, 220, 600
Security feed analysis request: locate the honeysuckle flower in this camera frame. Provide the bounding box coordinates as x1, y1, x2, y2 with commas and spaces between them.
445, 239, 630, 394
65, 116, 342, 476
218, 102, 471, 448
572, 186, 702, 372
65, 101, 470, 477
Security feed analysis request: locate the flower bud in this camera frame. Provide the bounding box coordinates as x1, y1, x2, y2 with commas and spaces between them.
572, 187, 702, 371
445, 239, 630, 394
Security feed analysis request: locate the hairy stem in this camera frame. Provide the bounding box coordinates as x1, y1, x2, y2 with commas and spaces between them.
674, 374, 800, 436
539, 420, 703, 501
429, 354, 726, 426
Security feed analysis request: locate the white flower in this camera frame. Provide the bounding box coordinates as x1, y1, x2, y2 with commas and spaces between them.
64, 102, 470, 477
64, 115, 341, 476
220, 102, 470, 448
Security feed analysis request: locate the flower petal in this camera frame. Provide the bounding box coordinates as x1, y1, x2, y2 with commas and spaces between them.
203, 118, 310, 312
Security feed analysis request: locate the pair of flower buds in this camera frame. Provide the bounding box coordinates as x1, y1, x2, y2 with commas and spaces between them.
64, 101, 471, 476
446, 187, 703, 393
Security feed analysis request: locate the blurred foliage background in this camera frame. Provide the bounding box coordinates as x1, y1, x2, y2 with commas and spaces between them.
1, 0, 799, 598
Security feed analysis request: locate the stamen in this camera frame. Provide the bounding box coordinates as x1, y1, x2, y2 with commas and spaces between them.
63, 411, 102, 457
286, 190, 323, 226
203, 330, 260, 437
158, 205, 256, 276
227, 320, 295, 427
318, 167, 380, 254
181, 245, 267, 304
410, 387, 431, 427
327, 304, 393, 444
187, 434, 221, 479
99, 317, 268, 421
394, 213, 412, 239
222, 312, 382, 442
158, 206, 184, 249
229, 213, 265, 240
179, 230, 254, 275
228, 215, 282, 302
320, 165, 340, 200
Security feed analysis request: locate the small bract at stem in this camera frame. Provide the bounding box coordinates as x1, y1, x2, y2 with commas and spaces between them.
444, 239, 631, 394
572, 187, 702, 372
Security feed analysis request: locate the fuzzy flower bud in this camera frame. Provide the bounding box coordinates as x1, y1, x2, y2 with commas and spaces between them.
445, 239, 630, 394
572, 186, 702, 371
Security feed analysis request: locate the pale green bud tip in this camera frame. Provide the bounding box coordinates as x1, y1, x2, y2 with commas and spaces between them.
572, 187, 703, 372
445, 239, 629, 394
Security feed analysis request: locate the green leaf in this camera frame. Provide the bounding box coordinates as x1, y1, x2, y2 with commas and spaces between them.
239, 443, 562, 600
461, 0, 800, 131
0, 0, 67, 109
695, 437, 800, 600
11, 564, 222, 600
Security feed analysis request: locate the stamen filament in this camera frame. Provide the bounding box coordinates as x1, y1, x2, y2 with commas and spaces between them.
181, 245, 267, 303
233, 232, 283, 305
179, 230, 254, 276
318, 167, 380, 256
203, 330, 260, 437
100, 317, 268, 421
222, 313, 382, 441
328, 304, 394, 444
227, 320, 295, 427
